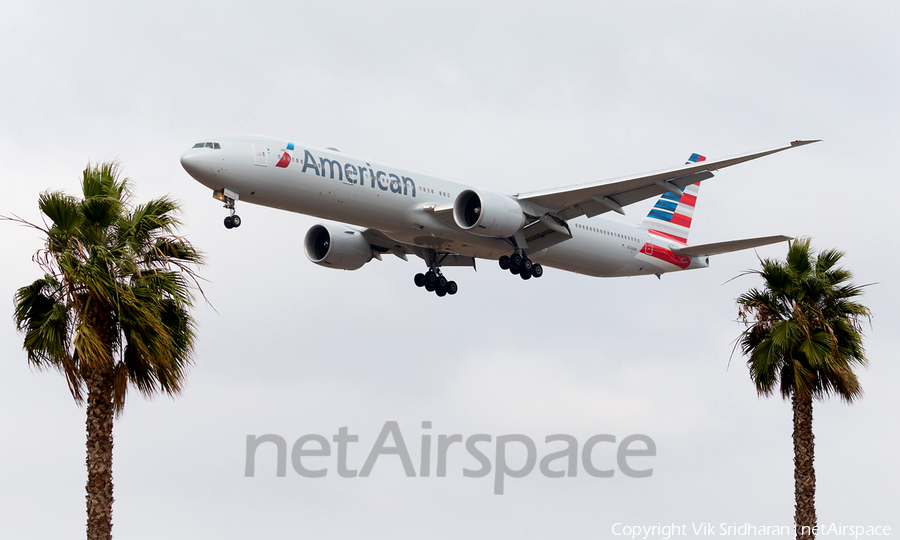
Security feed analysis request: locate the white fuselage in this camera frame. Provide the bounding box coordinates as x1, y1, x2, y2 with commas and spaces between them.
181, 135, 705, 278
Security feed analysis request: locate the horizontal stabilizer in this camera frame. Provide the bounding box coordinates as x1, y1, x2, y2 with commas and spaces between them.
670, 235, 791, 257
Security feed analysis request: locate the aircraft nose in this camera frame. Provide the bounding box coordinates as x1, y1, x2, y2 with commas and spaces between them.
180, 149, 201, 175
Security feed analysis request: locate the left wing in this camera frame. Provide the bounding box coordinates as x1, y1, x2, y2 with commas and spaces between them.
516, 140, 819, 220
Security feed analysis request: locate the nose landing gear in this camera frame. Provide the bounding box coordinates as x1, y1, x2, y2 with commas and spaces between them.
499, 251, 543, 280
223, 198, 241, 229
224, 214, 241, 229
214, 188, 241, 229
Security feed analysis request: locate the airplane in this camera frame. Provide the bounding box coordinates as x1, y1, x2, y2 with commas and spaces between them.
180, 136, 818, 297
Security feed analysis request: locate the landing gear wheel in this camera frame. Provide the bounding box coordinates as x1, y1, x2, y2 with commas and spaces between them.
418, 249, 462, 296
510, 253, 523, 268
520, 269, 532, 280
224, 216, 234, 229
521, 258, 533, 272
498, 255, 510, 270
510, 265, 520, 275
531, 264, 543, 278
231, 215, 241, 228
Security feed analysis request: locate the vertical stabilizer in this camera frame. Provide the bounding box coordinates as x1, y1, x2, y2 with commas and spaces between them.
639, 153, 705, 245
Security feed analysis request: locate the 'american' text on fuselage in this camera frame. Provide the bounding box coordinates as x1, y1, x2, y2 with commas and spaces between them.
280, 145, 417, 198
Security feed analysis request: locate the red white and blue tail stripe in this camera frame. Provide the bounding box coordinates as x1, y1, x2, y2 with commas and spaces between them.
639, 153, 705, 245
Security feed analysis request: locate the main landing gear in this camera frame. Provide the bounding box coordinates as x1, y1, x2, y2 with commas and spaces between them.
414, 250, 458, 297
498, 251, 543, 280
414, 271, 458, 297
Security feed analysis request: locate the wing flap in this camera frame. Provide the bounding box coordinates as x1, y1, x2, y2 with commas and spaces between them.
361, 228, 414, 261
520, 217, 573, 252
437, 253, 477, 267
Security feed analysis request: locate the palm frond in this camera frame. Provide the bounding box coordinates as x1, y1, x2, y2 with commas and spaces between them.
38, 191, 82, 239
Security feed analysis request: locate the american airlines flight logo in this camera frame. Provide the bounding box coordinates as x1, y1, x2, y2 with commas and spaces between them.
275, 142, 295, 168
275, 141, 416, 197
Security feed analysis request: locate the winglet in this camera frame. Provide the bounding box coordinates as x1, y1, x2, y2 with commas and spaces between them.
791, 139, 822, 147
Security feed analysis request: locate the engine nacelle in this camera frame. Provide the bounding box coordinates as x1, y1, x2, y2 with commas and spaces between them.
453, 189, 526, 237
304, 224, 373, 270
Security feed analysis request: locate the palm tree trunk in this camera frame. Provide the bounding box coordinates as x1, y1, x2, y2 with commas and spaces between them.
793, 390, 816, 540
85, 367, 114, 540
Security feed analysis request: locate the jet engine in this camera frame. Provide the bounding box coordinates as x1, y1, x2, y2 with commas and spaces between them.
304, 224, 373, 270
453, 189, 526, 238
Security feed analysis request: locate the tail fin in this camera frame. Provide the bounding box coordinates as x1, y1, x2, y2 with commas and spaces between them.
639, 153, 705, 245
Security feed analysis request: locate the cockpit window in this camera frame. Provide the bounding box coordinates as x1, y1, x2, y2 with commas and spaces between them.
192, 142, 221, 149
214, 142, 221, 149
192, 142, 205, 148
204, 142, 214, 148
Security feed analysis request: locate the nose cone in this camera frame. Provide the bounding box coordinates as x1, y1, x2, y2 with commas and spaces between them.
180, 149, 202, 177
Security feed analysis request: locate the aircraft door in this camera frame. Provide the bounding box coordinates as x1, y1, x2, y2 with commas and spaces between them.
253, 143, 267, 166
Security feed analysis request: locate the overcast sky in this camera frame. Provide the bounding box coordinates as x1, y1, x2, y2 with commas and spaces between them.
1, 1, 897, 538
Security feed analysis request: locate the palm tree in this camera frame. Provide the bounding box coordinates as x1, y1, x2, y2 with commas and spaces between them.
9, 163, 203, 540
735, 237, 870, 540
